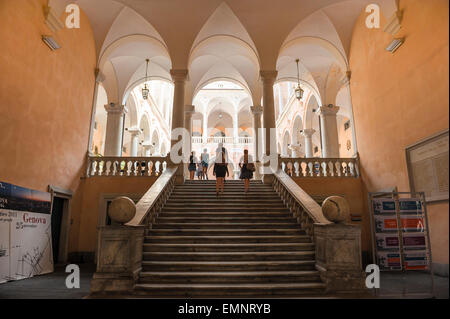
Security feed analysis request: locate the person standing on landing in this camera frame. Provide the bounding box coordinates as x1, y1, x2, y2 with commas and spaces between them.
188, 151, 197, 180
239, 149, 255, 193
201, 148, 209, 180
213, 151, 229, 197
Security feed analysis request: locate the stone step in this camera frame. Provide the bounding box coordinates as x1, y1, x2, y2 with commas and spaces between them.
142, 243, 315, 252
158, 213, 292, 219
184, 181, 264, 184
171, 190, 279, 194
144, 235, 311, 244
155, 217, 297, 223
161, 207, 290, 213
168, 198, 283, 203
164, 202, 285, 208
141, 260, 317, 272
146, 229, 305, 236
138, 271, 321, 284
134, 282, 326, 297
169, 196, 282, 201
152, 223, 300, 229
142, 251, 315, 261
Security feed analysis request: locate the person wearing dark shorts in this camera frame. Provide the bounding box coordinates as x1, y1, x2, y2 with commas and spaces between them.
188, 152, 197, 180
213, 151, 229, 197
239, 149, 254, 193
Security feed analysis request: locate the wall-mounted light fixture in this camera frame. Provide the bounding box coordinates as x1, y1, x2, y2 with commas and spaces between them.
42, 35, 61, 51
386, 38, 405, 53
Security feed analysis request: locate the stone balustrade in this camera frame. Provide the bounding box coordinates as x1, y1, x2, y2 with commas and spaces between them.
191, 136, 253, 145
279, 157, 360, 178
272, 169, 365, 293
86, 156, 173, 178
273, 170, 331, 236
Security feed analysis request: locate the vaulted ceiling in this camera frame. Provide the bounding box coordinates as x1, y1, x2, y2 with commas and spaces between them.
49, 0, 398, 110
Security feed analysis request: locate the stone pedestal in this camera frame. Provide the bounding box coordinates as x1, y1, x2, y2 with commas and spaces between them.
90, 226, 145, 294
313, 223, 366, 293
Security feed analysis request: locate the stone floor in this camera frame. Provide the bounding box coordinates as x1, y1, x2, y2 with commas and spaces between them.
0, 264, 447, 299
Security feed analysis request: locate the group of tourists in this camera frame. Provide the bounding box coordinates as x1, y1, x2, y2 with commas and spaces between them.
188, 144, 256, 196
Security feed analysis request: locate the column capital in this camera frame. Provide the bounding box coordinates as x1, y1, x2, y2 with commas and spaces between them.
170, 69, 189, 82
142, 142, 153, 150
251, 105, 263, 115
289, 144, 302, 152
185, 105, 196, 115
302, 128, 316, 138
260, 70, 278, 85
317, 105, 340, 116
104, 103, 128, 115
95, 68, 105, 83
127, 127, 142, 136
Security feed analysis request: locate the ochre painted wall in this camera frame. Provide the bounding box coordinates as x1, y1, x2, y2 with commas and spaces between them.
349, 0, 449, 264
0, 0, 98, 259
0, 0, 96, 193
71, 177, 158, 253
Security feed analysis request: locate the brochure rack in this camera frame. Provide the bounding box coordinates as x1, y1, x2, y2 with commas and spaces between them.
368, 191, 435, 298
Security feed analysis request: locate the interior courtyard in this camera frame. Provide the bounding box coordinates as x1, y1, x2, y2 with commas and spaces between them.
0, 0, 448, 301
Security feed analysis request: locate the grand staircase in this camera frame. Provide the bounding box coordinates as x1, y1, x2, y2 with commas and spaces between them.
134, 180, 326, 297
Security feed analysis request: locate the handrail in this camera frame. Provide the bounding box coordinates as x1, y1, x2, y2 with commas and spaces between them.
126, 166, 178, 227
273, 169, 331, 235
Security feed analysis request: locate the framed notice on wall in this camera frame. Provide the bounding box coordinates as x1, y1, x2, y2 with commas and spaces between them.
406, 130, 449, 202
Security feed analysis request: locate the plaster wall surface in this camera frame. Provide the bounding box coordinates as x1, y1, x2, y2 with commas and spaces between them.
349, 0, 449, 264
0, 0, 96, 193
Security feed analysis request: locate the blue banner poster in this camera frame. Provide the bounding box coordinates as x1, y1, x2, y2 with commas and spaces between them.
0, 182, 54, 284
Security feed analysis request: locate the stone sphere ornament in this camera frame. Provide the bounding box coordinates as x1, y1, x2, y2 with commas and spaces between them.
108, 197, 136, 224
321, 196, 350, 223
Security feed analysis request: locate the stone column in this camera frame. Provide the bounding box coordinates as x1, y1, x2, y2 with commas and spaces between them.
233, 114, 239, 144
184, 105, 195, 156
317, 105, 340, 158
127, 127, 142, 157
170, 70, 188, 183
260, 70, 278, 183
289, 144, 302, 158
104, 103, 128, 156
170, 69, 188, 148
251, 106, 263, 161
302, 129, 316, 158
142, 143, 152, 157
203, 112, 208, 144
251, 106, 263, 181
